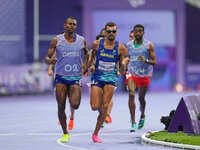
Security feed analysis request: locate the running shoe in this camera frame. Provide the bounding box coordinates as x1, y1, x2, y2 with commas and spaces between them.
68, 119, 74, 130
105, 115, 112, 124
60, 133, 69, 143
138, 117, 145, 129
58, 120, 61, 125
92, 134, 102, 143
130, 123, 137, 132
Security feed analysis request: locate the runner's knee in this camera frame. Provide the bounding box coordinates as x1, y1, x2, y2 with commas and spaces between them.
91, 104, 99, 111
129, 89, 135, 97
71, 101, 80, 109
69, 94, 81, 109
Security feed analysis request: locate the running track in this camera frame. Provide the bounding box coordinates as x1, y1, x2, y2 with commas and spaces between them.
0, 92, 196, 150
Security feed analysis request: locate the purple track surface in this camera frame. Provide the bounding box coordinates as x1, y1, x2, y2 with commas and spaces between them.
0, 92, 197, 150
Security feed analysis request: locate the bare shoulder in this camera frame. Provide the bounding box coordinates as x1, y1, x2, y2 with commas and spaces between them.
93, 40, 100, 46
118, 42, 127, 55
50, 37, 58, 48
92, 40, 100, 50
148, 41, 154, 49
52, 36, 58, 42
118, 42, 126, 49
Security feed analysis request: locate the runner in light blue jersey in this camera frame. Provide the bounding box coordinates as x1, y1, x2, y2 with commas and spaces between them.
45, 17, 88, 143
123, 24, 157, 132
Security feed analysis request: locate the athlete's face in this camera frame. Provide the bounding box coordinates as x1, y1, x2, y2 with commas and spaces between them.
134, 27, 144, 41
105, 26, 117, 41
64, 18, 77, 33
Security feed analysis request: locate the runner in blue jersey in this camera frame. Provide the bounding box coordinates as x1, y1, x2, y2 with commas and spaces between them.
45, 17, 88, 143
123, 24, 157, 132
86, 22, 127, 143
95, 32, 115, 126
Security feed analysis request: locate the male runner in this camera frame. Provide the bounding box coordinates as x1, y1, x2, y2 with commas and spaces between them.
124, 30, 136, 91
45, 17, 88, 142
86, 22, 127, 143
48, 56, 75, 131
123, 24, 156, 132
95, 32, 114, 124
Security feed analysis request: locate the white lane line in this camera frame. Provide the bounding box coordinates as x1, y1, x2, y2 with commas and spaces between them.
0, 133, 16, 136
57, 138, 91, 150
56, 128, 132, 150
0, 133, 59, 136
71, 132, 91, 137
29, 132, 91, 136
0, 129, 135, 150
28, 133, 60, 136
0, 128, 128, 136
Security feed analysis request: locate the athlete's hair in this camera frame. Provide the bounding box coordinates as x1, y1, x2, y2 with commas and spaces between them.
66, 17, 77, 22
133, 24, 144, 31
105, 22, 117, 30
96, 34, 105, 40
129, 30, 134, 35
100, 28, 105, 35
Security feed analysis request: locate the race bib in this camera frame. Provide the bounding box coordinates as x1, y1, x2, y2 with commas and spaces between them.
98, 60, 115, 72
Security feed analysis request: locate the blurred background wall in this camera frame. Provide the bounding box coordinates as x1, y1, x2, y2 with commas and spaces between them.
0, 0, 200, 96
0, 0, 26, 64
82, 0, 184, 91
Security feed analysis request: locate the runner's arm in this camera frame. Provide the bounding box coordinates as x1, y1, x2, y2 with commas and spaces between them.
137, 42, 156, 65
86, 40, 99, 71
48, 64, 54, 76
146, 42, 156, 65
45, 37, 57, 64
82, 40, 89, 74
119, 43, 128, 74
